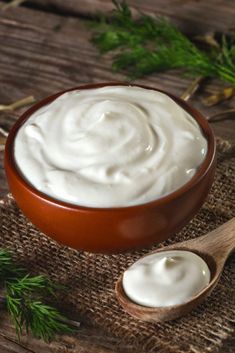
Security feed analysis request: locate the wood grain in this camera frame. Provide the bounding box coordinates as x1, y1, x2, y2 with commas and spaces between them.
0, 1, 235, 352
14, 0, 235, 34
0, 312, 132, 353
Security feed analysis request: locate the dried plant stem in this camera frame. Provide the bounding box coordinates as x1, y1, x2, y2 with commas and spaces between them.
0, 136, 7, 144
180, 78, 235, 122
202, 87, 234, 107
0, 127, 8, 137
0, 128, 8, 152
181, 76, 204, 101
0, 96, 35, 112
207, 108, 235, 122
59, 316, 81, 329
1, 0, 28, 11
0, 295, 6, 311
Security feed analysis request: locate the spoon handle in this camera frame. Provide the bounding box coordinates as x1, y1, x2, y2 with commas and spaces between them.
188, 218, 235, 262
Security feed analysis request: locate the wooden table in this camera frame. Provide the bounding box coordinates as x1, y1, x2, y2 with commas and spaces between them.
0, 1, 234, 352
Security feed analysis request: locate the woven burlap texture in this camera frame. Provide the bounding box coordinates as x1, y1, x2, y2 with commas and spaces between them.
0, 140, 234, 353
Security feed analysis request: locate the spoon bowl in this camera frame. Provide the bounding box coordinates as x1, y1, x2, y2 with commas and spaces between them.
116, 218, 235, 322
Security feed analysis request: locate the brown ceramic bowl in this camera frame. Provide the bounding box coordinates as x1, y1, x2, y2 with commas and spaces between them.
4, 82, 216, 254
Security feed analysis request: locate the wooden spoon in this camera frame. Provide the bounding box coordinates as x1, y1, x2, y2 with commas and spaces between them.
116, 218, 235, 322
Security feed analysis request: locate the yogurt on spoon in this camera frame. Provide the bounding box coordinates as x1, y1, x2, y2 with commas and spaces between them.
122, 250, 211, 307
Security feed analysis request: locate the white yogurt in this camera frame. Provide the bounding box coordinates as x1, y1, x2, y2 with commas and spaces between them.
14, 86, 207, 207
122, 250, 211, 307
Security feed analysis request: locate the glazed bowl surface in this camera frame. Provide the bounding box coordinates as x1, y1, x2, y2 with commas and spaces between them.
4, 82, 216, 253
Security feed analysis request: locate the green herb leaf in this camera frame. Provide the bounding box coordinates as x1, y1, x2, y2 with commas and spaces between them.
0, 249, 76, 341
0, 249, 24, 281
91, 1, 235, 84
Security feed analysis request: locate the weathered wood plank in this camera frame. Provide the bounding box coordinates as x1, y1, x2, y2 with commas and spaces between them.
0, 4, 234, 115
14, 0, 235, 35
0, 312, 132, 353
0, 334, 33, 353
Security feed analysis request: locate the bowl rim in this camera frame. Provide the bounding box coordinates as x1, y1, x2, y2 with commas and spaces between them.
5, 81, 216, 212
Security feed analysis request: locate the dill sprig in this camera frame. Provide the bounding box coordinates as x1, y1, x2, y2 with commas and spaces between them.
0, 249, 75, 341
91, 1, 235, 84
0, 249, 24, 280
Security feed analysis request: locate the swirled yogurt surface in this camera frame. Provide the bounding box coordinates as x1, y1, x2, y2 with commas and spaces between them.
14, 86, 207, 207
122, 250, 211, 307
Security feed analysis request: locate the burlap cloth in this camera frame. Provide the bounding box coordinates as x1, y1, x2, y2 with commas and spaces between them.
0, 138, 234, 353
